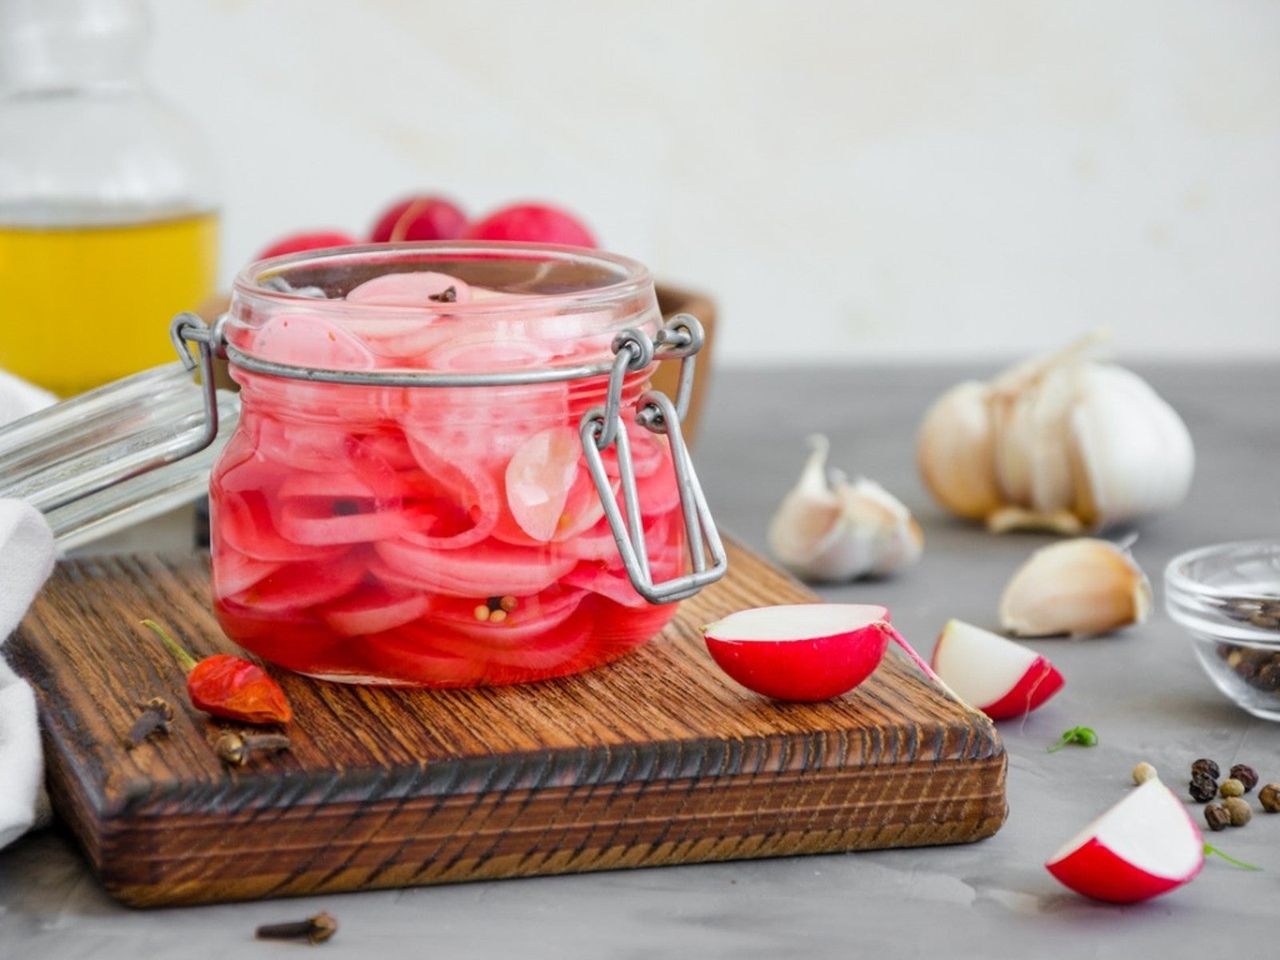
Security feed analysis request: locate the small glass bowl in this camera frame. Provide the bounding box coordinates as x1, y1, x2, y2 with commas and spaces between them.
1165, 540, 1280, 721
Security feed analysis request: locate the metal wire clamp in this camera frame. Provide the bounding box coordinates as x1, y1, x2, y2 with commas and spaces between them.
579, 316, 728, 604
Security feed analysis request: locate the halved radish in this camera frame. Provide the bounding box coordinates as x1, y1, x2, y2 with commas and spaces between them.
931, 619, 1064, 720
702, 604, 942, 702
1046, 779, 1204, 903
321, 584, 432, 636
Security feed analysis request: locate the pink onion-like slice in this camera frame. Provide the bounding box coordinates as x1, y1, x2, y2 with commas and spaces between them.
223, 552, 366, 613
275, 497, 423, 546
321, 584, 432, 636
428, 606, 593, 669
250, 312, 377, 371
347, 271, 472, 306
374, 538, 577, 598
217, 490, 349, 563
433, 586, 587, 645
212, 549, 282, 598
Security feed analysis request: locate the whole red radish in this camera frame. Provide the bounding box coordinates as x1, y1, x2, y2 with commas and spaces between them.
463, 202, 597, 248
1046, 779, 1204, 903
255, 230, 359, 260
369, 195, 468, 243
931, 619, 1064, 721
701, 603, 944, 702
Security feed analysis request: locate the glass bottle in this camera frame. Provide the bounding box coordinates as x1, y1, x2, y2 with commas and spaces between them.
0, 0, 218, 396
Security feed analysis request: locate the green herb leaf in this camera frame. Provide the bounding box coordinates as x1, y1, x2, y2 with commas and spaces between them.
1047, 726, 1098, 753
1204, 843, 1262, 871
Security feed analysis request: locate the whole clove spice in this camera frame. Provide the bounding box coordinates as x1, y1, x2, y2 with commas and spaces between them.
125, 697, 175, 747
215, 731, 291, 767
256, 911, 338, 944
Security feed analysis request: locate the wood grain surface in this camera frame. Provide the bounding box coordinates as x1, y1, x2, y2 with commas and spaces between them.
7, 539, 1006, 907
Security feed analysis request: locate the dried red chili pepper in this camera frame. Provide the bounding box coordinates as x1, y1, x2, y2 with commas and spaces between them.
141, 620, 293, 725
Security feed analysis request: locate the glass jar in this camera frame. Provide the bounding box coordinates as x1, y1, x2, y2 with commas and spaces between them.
0, 0, 218, 396
187, 242, 723, 686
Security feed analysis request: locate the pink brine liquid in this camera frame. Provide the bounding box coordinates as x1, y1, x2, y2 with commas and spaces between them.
210, 264, 684, 686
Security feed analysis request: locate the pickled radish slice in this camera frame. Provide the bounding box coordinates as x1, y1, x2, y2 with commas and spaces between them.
429, 607, 592, 669
359, 625, 488, 685
347, 271, 471, 306
375, 539, 577, 597
218, 490, 348, 563
321, 585, 431, 636
213, 550, 281, 597
424, 335, 557, 373
505, 427, 580, 541
226, 553, 366, 613
275, 497, 422, 546
433, 587, 585, 643
251, 312, 376, 370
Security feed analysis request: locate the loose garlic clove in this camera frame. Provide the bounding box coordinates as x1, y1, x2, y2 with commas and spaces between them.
999, 538, 1152, 637
917, 382, 1003, 519
768, 436, 923, 582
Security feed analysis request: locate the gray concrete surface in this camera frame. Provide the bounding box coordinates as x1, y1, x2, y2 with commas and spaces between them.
1, 363, 1277, 959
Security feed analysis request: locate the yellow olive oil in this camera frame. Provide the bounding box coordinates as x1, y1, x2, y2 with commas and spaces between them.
0, 212, 218, 396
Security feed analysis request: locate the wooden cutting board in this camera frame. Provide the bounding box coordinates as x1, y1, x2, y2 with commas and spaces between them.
7, 540, 1006, 907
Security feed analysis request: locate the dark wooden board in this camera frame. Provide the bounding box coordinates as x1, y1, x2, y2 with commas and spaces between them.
7, 540, 1006, 907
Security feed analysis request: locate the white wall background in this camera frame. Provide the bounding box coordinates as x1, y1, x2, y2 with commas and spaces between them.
150, 0, 1280, 364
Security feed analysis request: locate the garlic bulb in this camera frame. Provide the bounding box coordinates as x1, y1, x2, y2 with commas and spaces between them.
999, 537, 1152, 637
767, 435, 923, 582
917, 334, 1194, 533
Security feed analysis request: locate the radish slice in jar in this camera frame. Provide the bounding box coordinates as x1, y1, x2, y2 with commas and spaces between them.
432, 586, 586, 643
212, 549, 281, 597
358, 625, 489, 686
429, 607, 593, 669
218, 490, 349, 563
399, 431, 502, 548
224, 552, 366, 613
275, 497, 424, 546
374, 538, 577, 597
321, 585, 432, 636
250, 312, 377, 370
503, 427, 581, 542
346, 271, 472, 306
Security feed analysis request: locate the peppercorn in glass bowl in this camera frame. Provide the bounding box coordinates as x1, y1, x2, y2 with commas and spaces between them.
1165, 540, 1280, 722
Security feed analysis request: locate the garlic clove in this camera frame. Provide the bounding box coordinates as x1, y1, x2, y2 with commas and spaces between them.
1070, 365, 1195, 528
768, 436, 923, 582
916, 381, 1003, 520
986, 506, 1085, 536
999, 537, 1152, 637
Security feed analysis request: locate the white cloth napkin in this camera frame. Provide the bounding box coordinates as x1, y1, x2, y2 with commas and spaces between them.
0, 375, 58, 850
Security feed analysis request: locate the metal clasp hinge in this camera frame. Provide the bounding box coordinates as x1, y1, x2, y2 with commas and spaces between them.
169, 311, 226, 459
579, 314, 728, 604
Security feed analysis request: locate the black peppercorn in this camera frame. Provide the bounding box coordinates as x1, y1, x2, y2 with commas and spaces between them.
1190, 758, 1220, 780
1204, 803, 1231, 832
1229, 764, 1259, 792
1189, 773, 1218, 803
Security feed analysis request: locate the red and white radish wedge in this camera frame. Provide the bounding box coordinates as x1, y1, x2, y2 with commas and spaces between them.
701, 603, 943, 702
931, 619, 1064, 720
1046, 779, 1204, 904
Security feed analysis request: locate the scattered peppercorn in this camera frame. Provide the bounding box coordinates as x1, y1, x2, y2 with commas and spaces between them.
1204, 803, 1231, 831
1189, 773, 1218, 803
1132, 762, 1158, 785
1220, 777, 1245, 799
499, 595, 518, 613
1223, 796, 1252, 827
1229, 764, 1259, 793
1191, 758, 1220, 780
1260, 783, 1280, 813
256, 911, 338, 944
